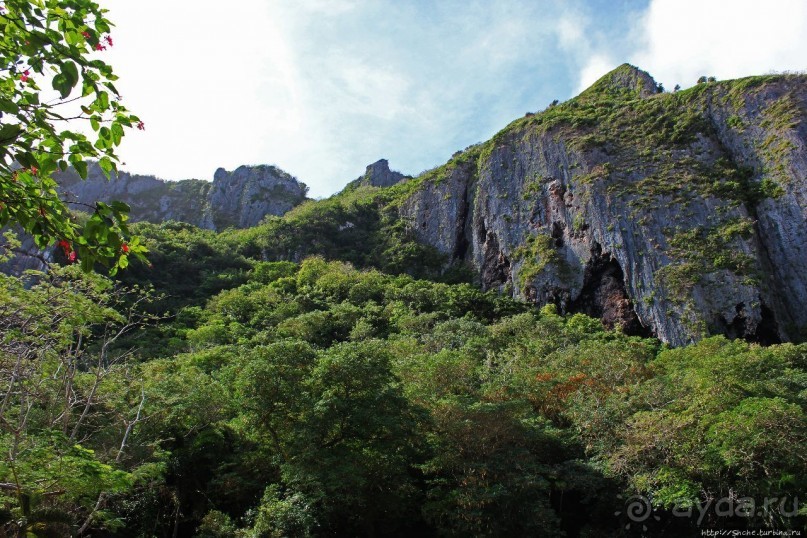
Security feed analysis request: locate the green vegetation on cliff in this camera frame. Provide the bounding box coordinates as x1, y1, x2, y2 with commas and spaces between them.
2, 65, 807, 537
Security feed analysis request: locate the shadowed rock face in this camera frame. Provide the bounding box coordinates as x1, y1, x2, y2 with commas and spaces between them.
398, 64, 807, 345
56, 162, 308, 231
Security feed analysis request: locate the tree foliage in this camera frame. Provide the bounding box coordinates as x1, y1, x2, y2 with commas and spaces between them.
0, 266, 162, 534
0, 0, 146, 273
2, 249, 806, 535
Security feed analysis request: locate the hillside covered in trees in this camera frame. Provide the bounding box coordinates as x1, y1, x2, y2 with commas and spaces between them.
2, 65, 807, 536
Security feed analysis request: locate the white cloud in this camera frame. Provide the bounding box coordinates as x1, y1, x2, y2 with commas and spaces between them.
89, 1, 657, 197
103, 1, 284, 179
235, 0, 567, 195
320, 55, 413, 121
294, 0, 359, 15
556, 15, 585, 51
552, 9, 623, 95
631, 0, 807, 89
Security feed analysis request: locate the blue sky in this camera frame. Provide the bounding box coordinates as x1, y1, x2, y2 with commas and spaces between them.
103, 0, 807, 197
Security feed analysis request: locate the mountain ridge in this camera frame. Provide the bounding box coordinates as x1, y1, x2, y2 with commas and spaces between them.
55, 161, 309, 230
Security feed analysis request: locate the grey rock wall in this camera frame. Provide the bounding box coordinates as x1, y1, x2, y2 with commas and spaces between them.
397, 65, 807, 345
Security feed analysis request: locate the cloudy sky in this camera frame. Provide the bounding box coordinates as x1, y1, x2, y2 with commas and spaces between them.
102, 0, 807, 197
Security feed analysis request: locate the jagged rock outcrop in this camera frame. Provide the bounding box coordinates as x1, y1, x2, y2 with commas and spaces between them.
204, 165, 309, 229
2, 163, 308, 275
360, 159, 407, 188
348, 159, 408, 189
56, 162, 308, 230
398, 64, 807, 346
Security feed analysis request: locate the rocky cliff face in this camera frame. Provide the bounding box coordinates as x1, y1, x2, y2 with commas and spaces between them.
398, 64, 807, 346
1, 163, 308, 275
56, 162, 308, 230
204, 165, 309, 229
7, 64, 805, 347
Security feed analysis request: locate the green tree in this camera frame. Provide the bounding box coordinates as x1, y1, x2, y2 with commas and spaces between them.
609, 337, 807, 528
0, 266, 162, 534
0, 0, 146, 273
282, 341, 424, 535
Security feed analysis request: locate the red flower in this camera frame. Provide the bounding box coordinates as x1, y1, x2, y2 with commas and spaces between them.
104, 35, 114, 47
82, 31, 91, 39
94, 43, 106, 51
19, 69, 29, 82
121, 242, 130, 253
136, 121, 145, 131
29, 166, 38, 175
68, 251, 77, 263
57, 240, 71, 255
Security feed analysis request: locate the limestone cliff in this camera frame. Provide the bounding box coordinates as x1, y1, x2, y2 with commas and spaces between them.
56, 162, 308, 230
398, 64, 807, 346
1, 162, 308, 275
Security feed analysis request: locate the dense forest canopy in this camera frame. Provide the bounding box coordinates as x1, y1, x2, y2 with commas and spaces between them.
1, 225, 805, 535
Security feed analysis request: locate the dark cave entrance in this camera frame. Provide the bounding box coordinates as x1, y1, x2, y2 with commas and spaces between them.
569, 244, 652, 337
725, 302, 781, 345
479, 231, 511, 291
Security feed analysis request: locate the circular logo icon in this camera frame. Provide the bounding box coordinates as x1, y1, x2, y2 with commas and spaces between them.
614, 495, 661, 531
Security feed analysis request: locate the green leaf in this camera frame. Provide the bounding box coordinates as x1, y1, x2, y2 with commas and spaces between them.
97, 91, 109, 110
52, 73, 71, 99
111, 123, 123, 145
109, 200, 130, 213
82, 80, 96, 97
98, 156, 114, 176
61, 61, 80, 91
65, 30, 79, 46
0, 99, 20, 114
74, 160, 88, 179
16, 152, 37, 168
0, 124, 22, 143
104, 81, 120, 96
95, 19, 111, 34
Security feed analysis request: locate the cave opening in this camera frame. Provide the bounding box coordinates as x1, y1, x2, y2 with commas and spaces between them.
479, 232, 511, 291
726, 302, 781, 345
569, 244, 652, 337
